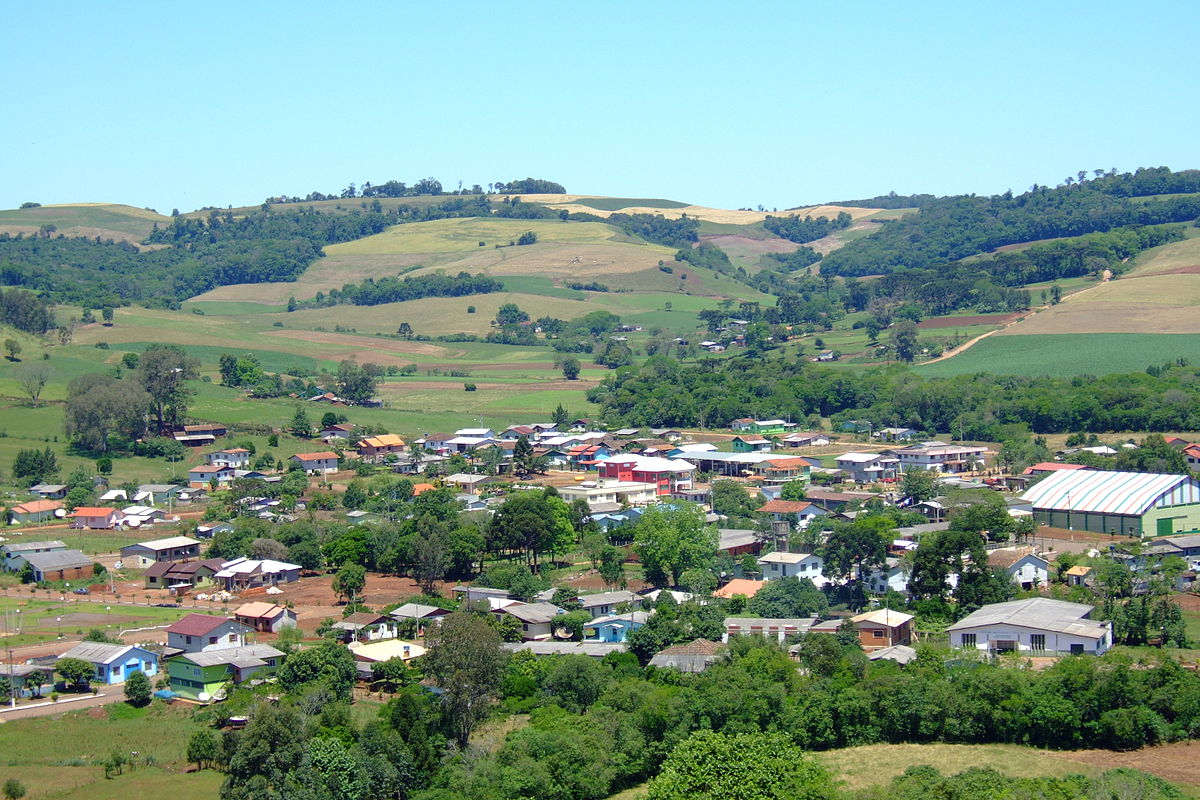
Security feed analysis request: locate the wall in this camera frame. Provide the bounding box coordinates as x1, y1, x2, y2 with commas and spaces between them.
950, 623, 1111, 655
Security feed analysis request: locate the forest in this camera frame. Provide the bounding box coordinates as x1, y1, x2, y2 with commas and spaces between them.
762, 210, 852, 243
290, 272, 504, 309
586, 354, 1200, 436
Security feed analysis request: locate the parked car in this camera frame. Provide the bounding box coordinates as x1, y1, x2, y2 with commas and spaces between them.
72, 587, 89, 595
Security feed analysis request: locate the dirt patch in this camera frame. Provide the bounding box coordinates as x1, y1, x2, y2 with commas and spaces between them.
382, 379, 598, 393
701, 234, 799, 255
1146, 265, 1200, 275
270, 574, 450, 632
918, 313, 1022, 329
1048, 741, 1200, 791
261, 329, 462, 358
54, 612, 117, 626
561, 568, 648, 593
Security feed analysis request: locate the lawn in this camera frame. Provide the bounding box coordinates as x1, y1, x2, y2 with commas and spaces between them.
0, 596, 198, 645
915, 333, 1200, 377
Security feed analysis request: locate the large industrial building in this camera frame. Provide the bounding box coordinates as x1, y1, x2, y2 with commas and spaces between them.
1022, 469, 1200, 538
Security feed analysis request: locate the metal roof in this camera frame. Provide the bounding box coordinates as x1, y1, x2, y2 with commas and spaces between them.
23, 550, 92, 570
946, 597, 1109, 639
175, 644, 284, 668
59, 642, 141, 664
1021, 469, 1197, 516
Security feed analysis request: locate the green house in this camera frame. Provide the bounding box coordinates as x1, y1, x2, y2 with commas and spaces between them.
167, 644, 284, 702
732, 436, 773, 453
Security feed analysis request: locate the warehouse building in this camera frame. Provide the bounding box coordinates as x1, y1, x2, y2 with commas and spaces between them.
1022, 469, 1200, 538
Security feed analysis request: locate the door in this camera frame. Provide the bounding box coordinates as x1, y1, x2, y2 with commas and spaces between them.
1157, 517, 1173, 537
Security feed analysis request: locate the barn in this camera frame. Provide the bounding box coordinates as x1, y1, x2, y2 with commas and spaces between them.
1022, 469, 1200, 538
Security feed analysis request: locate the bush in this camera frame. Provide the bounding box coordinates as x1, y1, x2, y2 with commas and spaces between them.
463, 383, 477, 392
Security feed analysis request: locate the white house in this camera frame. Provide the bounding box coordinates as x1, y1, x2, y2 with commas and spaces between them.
493, 602, 565, 641
165, 614, 249, 655
290, 451, 340, 475
835, 452, 898, 483
863, 557, 909, 594
757, 551, 828, 587
987, 549, 1050, 591
558, 480, 660, 508
890, 441, 988, 473
947, 597, 1112, 655
205, 448, 252, 469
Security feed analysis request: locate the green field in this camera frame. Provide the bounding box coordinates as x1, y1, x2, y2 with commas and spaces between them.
327, 217, 627, 256
0, 596, 200, 646
915, 333, 1200, 377
0, 203, 168, 242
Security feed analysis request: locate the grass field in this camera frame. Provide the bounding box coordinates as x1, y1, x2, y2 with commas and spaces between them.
567, 197, 690, 211
0, 203, 168, 244
915, 333, 1200, 377
1125, 228, 1200, 277
0, 596, 200, 646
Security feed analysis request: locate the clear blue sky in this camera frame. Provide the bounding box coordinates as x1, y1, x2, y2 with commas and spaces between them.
4, 1, 1198, 213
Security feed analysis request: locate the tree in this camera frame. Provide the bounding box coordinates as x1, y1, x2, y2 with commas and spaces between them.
3, 339, 20, 361
397, 322, 413, 339
414, 531, 450, 594
599, 545, 627, 589
56, 657, 93, 688
249, 537, 289, 561
423, 612, 508, 748
561, 358, 581, 380
890, 320, 919, 363
64, 374, 150, 453
24, 670, 46, 698
746, 578, 829, 618
221, 706, 311, 798
187, 728, 219, 770
544, 655, 606, 711
136, 344, 199, 432
12, 446, 59, 485
289, 406, 310, 438
552, 402, 569, 426
711, 480, 760, 522
822, 519, 889, 599
332, 563, 366, 604
488, 490, 575, 569
633, 505, 718, 587
276, 641, 357, 700
780, 480, 807, 501
123, 670, 151, 707
1115, 434, 1189, 474
15, 363, 51, 407
2, 779, 26, 800
900, 467, 938, 503
513, 435, 536, 476
647, 730, 836, 800
334, 359, 380, 405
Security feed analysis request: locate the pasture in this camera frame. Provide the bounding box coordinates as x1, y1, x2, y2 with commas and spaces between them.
1000, 274, 1200, 335
915, 333, 1200, 377
0, 203, 167, 243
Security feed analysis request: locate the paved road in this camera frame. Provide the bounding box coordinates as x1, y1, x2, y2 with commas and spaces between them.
0, 682, 125, 721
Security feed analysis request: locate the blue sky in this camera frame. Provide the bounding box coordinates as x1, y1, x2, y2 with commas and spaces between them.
3, 1, 1198, 213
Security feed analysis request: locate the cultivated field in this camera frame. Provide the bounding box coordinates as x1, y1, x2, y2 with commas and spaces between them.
915, 333, 1200, 377
0, 203, 168, 243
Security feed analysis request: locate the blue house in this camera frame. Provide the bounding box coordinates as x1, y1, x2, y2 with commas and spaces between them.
58, 642, 159, 685
585, 611, 650, 643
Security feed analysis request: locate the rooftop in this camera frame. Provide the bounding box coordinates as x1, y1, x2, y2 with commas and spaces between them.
23, 550, 92, 570
124, 536, 200, 551
713, 578, 765, 599
851, 608, 915, 627
176, 644, 284, 668
59, 642, 138, 664
1021, 469, 1198, 516
947, 597, 1109, 639
167, 613, 239, 636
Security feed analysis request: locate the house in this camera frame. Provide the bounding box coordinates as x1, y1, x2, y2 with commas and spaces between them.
718, 529, 761, 558
444, 435, 496, 453
195, 521, 235, 539
1065, 564, 1093, 586
868, 644, 919, 665
569, 419, 593, 433
143, 557, 225, 592
136, 484, 185, 506
120, 505, 169, 527
947, 597, 1113, 655
839, 420, 874, 434
890, 442, 989, 473
1022, 469, 1200, 538
584, 611, 649, 643
731, 436, 773, 453
58, 642, 158, 685
452, 585, 511, 604
320, 423, 356, 442
596, 455, 696, 495
22, 549, 93, 582
9, 499, 64, 525
390, 603, 453, 624
445, 473, 489, 495
987, 548, 1050, 590
779, 432, 831, 448
863, 557, 910, 595
166, 614, 249, 655
648, 639, 726, 672
346, 510, 383, 526
713, 578, 765, 599
757, 551, 828, 587
493, 602, 566, 640
455, 427, 495, 439
835, 452, 899, 483
205, 448, 251, 469
755, 499, 828, 530
1, 540, 66, 572
0, 664, 51, 698
29, 484, 68, 500
290, 451, 340, 475
1181, 444, 1200, 471
333, 612, 399, 642
559, 480, 660, 508
120, 536, 201, 567
731, 419, 796, 435
348, 639, 425, 663
805, 488, 877, 513
69, 507, 120, 530
168, 644, 284, 701
751, 457, 812, 487
234, 602, 297, 632
1022, 462, 1087, 477
415, 433, 454, 454
874, 427, 919, 443
356, 434, 407, 463
188, 464, 235, 489
724, 617, 818, 642
213, 557, 302, 591
577, 590, 642, 618
850, 608, 914, 650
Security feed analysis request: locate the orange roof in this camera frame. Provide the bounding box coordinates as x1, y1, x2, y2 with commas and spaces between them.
358, 434, 405, 449
1021, 462, 1086, 475
12, 499, 63, 514
1064, 565, 1093, 576
235, 602, 287, 619
713, 579, 765, 599
293, 451, 339, 461
71, 507, 117, 517
412, 483, 436, 496
756, 499, 815, 514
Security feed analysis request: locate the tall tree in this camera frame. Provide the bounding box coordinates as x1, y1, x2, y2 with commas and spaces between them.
15, 363, 51, 407
136, 344, 199, 432
633, 505, 718, 587
423, 612, 508, 748
64, 374, 149, 453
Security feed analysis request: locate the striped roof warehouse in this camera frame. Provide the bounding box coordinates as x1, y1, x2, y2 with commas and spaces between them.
1022, 469, 1200, 517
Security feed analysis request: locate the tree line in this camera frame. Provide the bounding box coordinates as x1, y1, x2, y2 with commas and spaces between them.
263, 176, 564, 204
290, 272, 504, 309
763, 210, 852, 243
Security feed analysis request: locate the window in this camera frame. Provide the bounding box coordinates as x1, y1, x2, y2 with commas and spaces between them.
1030, 634, 1046, 651
185, 636, 192, 644
228, 633, 237, 642
209, 637, 218, 644
1070, 643, 1084, 655
961, 633, 977, 647
872, 629, 885, 639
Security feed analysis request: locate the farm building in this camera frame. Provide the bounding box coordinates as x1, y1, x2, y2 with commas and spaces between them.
1022, 469, 1200, 538
167, 644, 283, 701
1, 540, 67, 572
22, 549, 93, 582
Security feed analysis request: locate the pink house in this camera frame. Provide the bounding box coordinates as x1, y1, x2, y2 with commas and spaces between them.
70, 507, 121, 530
596, 455, 695, 496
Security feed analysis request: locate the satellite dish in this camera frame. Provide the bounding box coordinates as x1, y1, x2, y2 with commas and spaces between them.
127, 518, 141, 528
212, 687, 227, 701
54, 508, 66, 518
197, 692, 211, 703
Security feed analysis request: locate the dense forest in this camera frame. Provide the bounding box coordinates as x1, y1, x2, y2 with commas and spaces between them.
820, 167, 1200, 276
763, 211, 852, 243
264, 176, 565, 204
587, 355, 1200, 436
0, 287, 53, 333
291, 272, 504, 309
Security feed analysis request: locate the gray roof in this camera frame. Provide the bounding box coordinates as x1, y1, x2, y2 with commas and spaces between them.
946, 598, 1109, 639
577, 591, 640, 609
501, 641, 626, 658
24, 550, 92, 571
589, 611, 651, 627
390, 603, 451, 620
1, 540, 66, 554
1161, 533, 1200, 550
173, 644, 284, 668
868, 644, 919, 664
718, 529, 759, 551
0, 664, 46, 678
59, 641, 139, 664
139, 484, 181, 493
500, 602, 564, 624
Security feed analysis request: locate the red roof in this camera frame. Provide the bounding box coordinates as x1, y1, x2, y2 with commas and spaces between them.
1183, 444, 1200, 458
166, 613, 233, 636
293, 451, 339, 461
756, 499, 816, 514
713, 579, 765, 599
70, 507, 117, 518
1021, 462, 1086, 475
